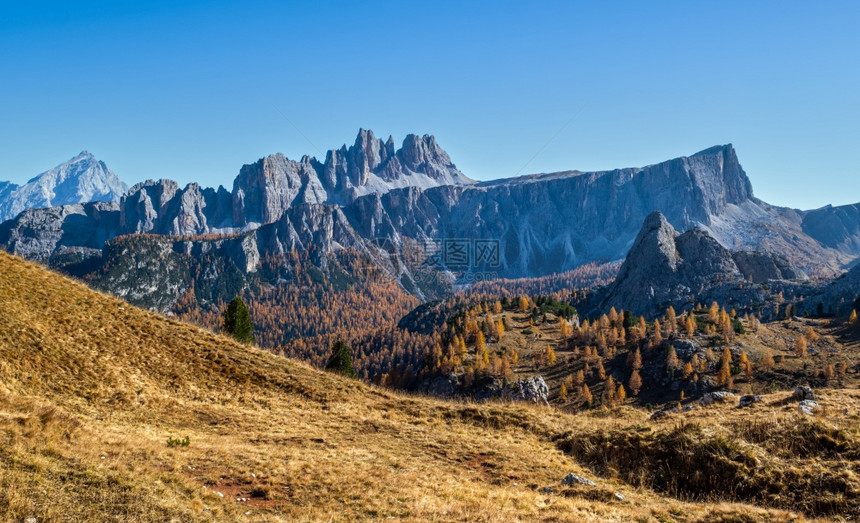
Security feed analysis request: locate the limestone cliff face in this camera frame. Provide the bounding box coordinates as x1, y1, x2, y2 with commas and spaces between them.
231, 154, 326, 227
731, 251, 808, 283
341, 144, 804, 278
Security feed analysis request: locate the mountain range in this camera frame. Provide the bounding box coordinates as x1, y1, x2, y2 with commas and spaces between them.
1, 130, 859, 312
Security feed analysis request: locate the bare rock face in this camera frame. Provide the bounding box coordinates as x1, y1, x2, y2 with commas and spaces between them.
232, 154, 326, 227
121, 179, 181, 234
255, 203, 368, 267
120, 179, 233, 236
397, 133, 462, 182
321, 129, 473, 204
501, 376, 550, 405
0, 151, 128, 223
0, 202, 120, 264
731, 251, 808, 283
0, 182, 14, 206
104, 129, 471, 237
598, 212, 738, 315
342, 143, 829, 279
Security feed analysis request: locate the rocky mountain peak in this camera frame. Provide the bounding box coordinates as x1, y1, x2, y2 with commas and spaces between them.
399, 134, 446, 171
690, 143, 735, 158
686, 143, 754, 206
0, 151, 128, 222
316, 129, 472, 200
72, 150, 95, 161
620, 211, 680, 277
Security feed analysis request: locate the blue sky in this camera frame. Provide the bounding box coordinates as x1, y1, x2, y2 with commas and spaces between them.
1, 1, 858, 209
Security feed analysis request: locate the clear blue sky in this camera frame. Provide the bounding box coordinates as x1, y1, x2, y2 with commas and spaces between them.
1, 0, 858, 209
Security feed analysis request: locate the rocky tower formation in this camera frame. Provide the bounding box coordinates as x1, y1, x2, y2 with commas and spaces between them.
0, 151, 128, 222
320, 129, 473, 203
597, 211, 808, 317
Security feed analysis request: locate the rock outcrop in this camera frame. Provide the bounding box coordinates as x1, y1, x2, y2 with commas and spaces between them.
0, 201, 120, 265
798, 400, 820, 415
594, 211, 810, 318
560, 473, 597, 487
501, 376, 550, 405
731, 251, 808, 282
792, 386, 816, 401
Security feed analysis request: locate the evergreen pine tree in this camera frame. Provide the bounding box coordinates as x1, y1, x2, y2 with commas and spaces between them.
222, 296, 254, 344
325, 340, 358, 379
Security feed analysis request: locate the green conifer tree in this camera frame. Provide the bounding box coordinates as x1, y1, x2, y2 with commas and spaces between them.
325, 340, 357, 379
222, 296, 254, 344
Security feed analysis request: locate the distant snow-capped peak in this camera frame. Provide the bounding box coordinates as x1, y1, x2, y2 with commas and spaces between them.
0, 151, 128, 222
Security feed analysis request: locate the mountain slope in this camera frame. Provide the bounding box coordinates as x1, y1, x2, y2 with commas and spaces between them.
802, 202, 860, 256
0, 250, 836, 522
0, 151, 128, 222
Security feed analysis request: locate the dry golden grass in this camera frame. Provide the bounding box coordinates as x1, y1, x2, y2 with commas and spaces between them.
0, 250, 846, 522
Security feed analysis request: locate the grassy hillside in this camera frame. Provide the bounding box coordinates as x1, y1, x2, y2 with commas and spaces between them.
0, 250, 854, 521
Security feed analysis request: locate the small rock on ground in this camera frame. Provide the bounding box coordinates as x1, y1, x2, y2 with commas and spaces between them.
798, 400, 820, 415
700, 391, 736, 406
739, 395, 761, 407
561, 473, 597, 487
792, 386, 815, 401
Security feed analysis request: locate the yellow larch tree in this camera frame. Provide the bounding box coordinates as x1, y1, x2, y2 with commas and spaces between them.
794, 336, 808, 358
